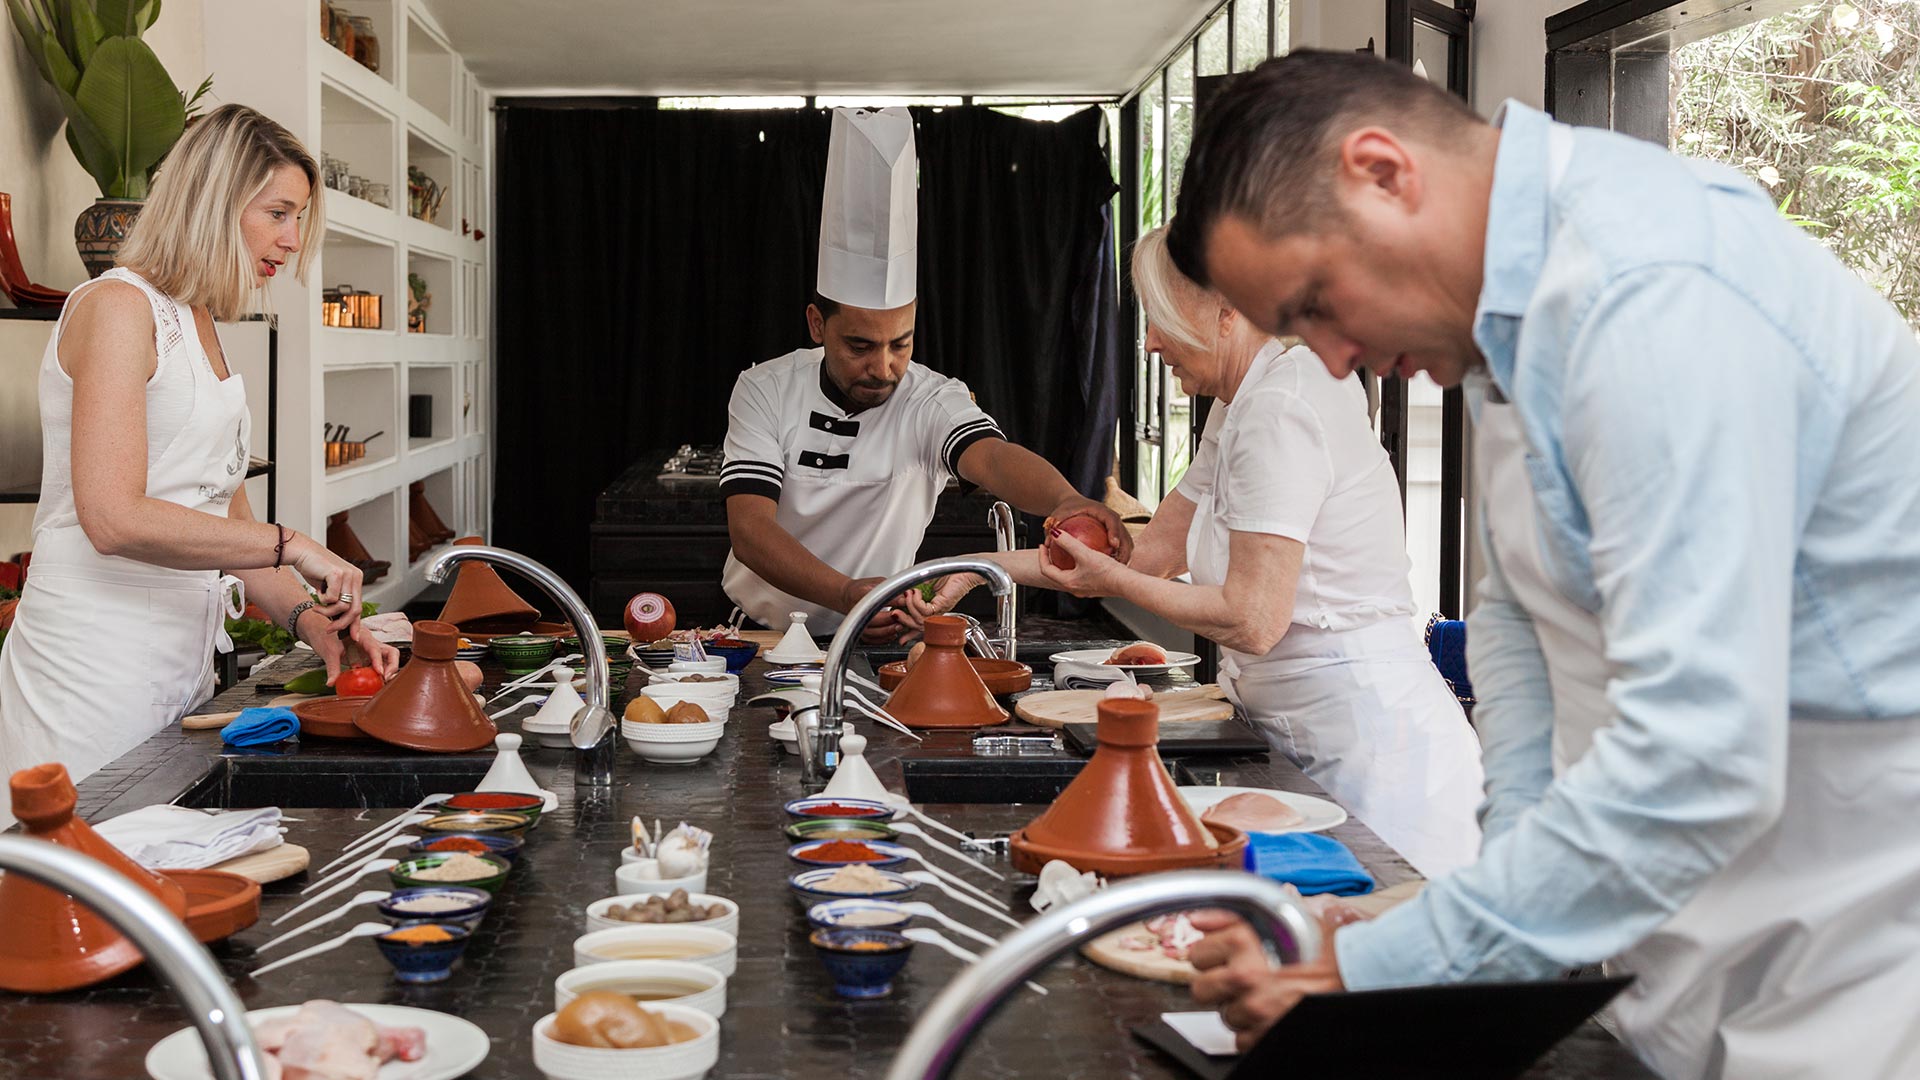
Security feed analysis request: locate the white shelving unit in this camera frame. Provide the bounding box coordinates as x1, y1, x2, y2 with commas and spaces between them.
204, 0, 493, 611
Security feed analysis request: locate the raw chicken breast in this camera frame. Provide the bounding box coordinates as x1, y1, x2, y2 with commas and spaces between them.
251, 1001, 429, 1080
1201, 792, 1304, 832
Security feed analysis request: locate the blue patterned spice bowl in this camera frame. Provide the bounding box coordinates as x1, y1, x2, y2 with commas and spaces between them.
374, 922, 472, 983
788, 867, 918, 909
809, 927, 914, 999
375, 886, 491, 931
406, 832, 525, 866
807, 898, 914, 934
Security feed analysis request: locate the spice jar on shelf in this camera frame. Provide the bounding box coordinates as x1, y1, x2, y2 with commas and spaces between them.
349, 15, 379, 72
334, 10, 356, 60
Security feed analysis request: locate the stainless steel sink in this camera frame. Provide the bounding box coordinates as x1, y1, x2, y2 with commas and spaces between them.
176, 756, 490, 809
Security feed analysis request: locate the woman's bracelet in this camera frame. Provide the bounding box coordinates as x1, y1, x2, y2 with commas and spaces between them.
286, 599, 317, 636
272, 524, 290, 568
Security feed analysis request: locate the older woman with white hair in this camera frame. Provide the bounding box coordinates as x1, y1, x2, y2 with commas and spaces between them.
995, 225, 1484, 877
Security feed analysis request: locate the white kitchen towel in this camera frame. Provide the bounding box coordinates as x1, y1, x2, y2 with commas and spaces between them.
95, 804, 285, 869
1053, 660, 1128, 690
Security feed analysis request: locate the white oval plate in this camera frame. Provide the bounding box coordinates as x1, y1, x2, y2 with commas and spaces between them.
1175, 785, 1348, 835
145, 1003, 489, 1080
1048, 647, 1202, 674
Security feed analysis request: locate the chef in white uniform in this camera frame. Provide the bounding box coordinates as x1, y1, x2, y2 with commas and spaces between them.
721, 107, 1127, 641
1165, 52, 1920, 1078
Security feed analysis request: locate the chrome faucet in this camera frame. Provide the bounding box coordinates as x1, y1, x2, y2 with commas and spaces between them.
885, 872, 1320, 1080
986, 502, 1018, 661
426, 545, 616, 788
793, 556, 1015, 787
0, 836, 269, 1080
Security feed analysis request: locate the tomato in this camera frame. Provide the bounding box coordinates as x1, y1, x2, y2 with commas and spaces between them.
335, 666, 384, 697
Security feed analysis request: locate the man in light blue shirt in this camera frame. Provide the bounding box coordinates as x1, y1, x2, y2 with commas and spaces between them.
1164, 50, 1920, 1079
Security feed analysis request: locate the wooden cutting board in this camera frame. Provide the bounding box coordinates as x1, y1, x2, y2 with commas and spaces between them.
1081, 880, 1428, 984
1015, 686, 1233, 729
208, 843, 310, 884
180, 693, 323, 731
734, 629, 786, 649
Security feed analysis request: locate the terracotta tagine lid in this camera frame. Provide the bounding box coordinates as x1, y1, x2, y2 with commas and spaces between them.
883, 615, 1008, 729
1009, 698, 1247, 877
436, 536, 539, 633
0, 763, 191, 993
353, 620, 499, 752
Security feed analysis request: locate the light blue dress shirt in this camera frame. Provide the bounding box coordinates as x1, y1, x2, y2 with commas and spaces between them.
1337, 102, 1920, 987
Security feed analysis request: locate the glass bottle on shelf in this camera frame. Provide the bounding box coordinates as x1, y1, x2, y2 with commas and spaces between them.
348, 15, 379, 73
334, 11, 355, 60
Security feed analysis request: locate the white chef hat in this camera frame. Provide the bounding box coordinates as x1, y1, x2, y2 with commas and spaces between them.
817, 107, 917, 310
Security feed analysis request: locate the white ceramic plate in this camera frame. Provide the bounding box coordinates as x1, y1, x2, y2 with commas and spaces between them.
145, 1003, 488, 1080
1175, 785, 1348, 835
1048, 647, 1202, 674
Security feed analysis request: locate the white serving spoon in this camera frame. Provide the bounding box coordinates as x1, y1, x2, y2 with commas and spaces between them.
488, 695, 546, 721
302, 836, 419, 895
333, 798, 452, 864
891, 850, 1004, 910
890, 822, 1006, 881
483, 659, 583, 706
902, 927, 1047, 996
252, 922, 389, 978
845, 689, 923, 741
898, 900, 1000, 950
273, 859, 398, 925
901, 870, 1023, 930
254, 890, 391, 954
881, 792, 984, 849
319, 813, 431, 876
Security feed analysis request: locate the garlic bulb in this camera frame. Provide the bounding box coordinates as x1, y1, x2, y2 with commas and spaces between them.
655, 822, 712, 878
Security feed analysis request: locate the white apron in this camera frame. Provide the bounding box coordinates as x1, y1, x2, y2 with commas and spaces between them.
1476, 398, 1920, 1079
0, 270, 249, 818
1188, 491, 1485, 880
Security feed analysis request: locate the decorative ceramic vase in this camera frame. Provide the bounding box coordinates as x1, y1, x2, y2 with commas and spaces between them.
408, 514, 434, 563
882, 615, 1007, 729
0, 193, 68, 307
0, 763, 190, 992
1009, 698, 1248, 877
353, 620, 499, 752
436, 537, 539, 633
74, 198, 142, 279
326, 510, 389, 585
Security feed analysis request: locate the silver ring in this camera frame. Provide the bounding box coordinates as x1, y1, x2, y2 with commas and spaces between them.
340, 593, 356, 602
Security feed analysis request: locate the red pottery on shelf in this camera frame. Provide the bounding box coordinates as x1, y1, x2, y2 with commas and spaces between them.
882, 615, 1008, 729
0, 764, 190, 993
1009, 698, 1247, 877
436, 537, 539, 633
353, 620, 498, 752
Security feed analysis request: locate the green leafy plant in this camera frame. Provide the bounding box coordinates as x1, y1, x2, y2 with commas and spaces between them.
6, 0, 212, 199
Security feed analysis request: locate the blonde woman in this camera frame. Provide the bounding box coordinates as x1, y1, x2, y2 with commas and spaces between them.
991, 226, 1483, 877
0, 105, 397, 796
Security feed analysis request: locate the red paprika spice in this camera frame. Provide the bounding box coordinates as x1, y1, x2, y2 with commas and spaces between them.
805, 840, 889, 862
445, 792, 539, 810
423, 837, 492, 854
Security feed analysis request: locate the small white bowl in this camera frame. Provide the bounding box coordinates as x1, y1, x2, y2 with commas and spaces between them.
533, 1003, 719, 1080
623, 735, 722, 764
522, 718, 576, 750
647, 670, 741, 690
553, 959, 728, 1016
573, 925, 737, 976
614, 861, 708, 896
621, 717, 728, 740
587, 893, 740, 937
667, 659, 728, 674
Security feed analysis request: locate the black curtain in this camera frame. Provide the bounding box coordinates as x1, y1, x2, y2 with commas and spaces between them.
493, 103, 1121, 592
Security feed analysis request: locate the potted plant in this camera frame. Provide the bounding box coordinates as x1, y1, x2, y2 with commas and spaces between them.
6, 0, 211, 276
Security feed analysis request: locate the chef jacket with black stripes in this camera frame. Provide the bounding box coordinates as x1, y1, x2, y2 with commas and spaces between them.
719, 347, 1004, 634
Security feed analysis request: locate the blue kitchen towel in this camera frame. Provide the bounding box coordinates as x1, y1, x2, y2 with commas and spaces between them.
1243, 832, 1375, 896
221, 707, 299, 747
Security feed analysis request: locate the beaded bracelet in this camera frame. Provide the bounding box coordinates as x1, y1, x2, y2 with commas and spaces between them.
286, 598, 317, 636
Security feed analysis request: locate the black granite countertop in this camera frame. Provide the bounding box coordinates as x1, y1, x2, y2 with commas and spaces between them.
0, 633, 1654, 1080
594, 450, 1003, 528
